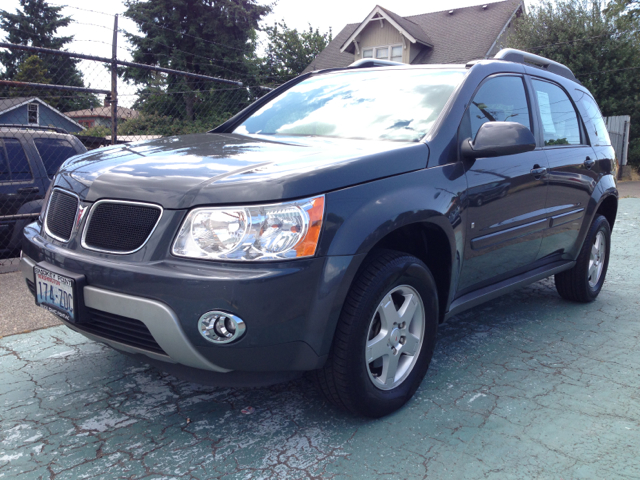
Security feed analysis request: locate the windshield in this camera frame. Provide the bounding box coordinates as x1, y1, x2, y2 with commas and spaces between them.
234, 68, 466, 142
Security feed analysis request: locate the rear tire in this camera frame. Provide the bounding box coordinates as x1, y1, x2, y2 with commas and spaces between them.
555, 214, 611, 302
314, 250, 439, 418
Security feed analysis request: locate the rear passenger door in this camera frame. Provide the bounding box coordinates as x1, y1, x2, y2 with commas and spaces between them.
458, 75, 549, 292
529, 78, 598, 261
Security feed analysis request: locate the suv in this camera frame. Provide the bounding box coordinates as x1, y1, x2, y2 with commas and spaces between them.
0, 126, 86, 257
20, 49, 617, 417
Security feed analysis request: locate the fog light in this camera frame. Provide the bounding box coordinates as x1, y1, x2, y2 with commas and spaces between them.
198, 311, 246, 344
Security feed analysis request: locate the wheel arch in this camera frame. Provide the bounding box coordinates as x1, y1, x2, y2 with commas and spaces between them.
595, 194, 617, 230
352, 218, 455, 323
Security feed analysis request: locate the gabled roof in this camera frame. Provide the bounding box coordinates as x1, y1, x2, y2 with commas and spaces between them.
0, 97, 39, 114
378, 6, 434, 47
340, 5, 433, 54
0, 97, 85, 130
305, 0, 524, 73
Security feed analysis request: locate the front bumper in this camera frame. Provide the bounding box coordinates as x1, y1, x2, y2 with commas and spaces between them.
22, 221, 363, 374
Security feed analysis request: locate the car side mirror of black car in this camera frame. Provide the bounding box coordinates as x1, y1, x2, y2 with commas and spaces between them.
461, 122, 536, 159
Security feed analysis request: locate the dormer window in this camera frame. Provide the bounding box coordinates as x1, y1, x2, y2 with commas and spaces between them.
363, 45, 403, 62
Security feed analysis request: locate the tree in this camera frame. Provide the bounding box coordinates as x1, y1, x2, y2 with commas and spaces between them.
0, 0, 99, 111
259, 22, 332, 86
506, 0, 640, 167
123, 0, 272, 121
12, 55, 50, 98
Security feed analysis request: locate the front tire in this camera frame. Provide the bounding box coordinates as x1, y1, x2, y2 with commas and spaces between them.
555, 214, 611, 302
315, 250, 439, 418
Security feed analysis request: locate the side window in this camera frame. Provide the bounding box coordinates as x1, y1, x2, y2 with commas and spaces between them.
531, 79, 581, 146
576, 91, 611, 146
466, 76, 531, 141
34, 138, 78, 178
0, 143, 9, 182
5, 138, 33, 181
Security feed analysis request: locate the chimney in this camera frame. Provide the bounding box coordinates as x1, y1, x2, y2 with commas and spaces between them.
104, 94, 111, 107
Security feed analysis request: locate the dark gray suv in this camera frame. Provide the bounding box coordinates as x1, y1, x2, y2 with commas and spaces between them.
21, 49, 617, 417
0, 126, 86, 257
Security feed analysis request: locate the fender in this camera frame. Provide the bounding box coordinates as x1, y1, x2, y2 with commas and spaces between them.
321, 164, 465, 260
568, 173, 618, 260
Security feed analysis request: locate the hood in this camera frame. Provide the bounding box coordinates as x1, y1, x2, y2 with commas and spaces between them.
55, 133, 429, 208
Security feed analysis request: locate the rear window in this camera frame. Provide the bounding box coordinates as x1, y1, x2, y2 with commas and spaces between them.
34, 138, 79, 178
234, 68, 467, 142
574, 91, 611, 146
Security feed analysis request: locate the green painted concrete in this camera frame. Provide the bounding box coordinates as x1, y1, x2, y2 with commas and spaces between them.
1, 199, 639, 479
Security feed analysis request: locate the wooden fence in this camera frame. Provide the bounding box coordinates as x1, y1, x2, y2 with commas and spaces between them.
604, 115, 630, 166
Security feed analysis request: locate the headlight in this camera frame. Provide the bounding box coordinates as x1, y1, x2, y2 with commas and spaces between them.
172, 195, 324, 261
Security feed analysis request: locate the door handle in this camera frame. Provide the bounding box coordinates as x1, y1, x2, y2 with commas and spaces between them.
530, 166, 547, 176
17, 186, 40, 194
584, 157, 596, 169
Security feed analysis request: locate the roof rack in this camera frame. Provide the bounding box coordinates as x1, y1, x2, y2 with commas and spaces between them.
0, 124, 69, 134
494, 48, 578, 83
348, 59, 404, 69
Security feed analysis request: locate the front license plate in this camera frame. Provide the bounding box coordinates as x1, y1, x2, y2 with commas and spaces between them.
34, 266, 76, 322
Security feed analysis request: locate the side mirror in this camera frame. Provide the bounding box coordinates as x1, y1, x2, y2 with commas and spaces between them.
461, 122, 536, 159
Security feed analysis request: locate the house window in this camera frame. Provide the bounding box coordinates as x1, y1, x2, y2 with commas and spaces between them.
28, 103, 38, 125
362, 45, 403, 62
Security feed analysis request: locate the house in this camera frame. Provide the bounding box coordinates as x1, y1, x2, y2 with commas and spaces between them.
0, 97, 84, 133
65, 98, 138, 129
303, 0, 524, 72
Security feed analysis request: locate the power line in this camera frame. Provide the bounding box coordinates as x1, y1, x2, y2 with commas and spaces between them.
50, 3, 250, 53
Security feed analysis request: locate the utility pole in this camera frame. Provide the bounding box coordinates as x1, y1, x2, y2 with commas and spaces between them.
110, 14, 118, 145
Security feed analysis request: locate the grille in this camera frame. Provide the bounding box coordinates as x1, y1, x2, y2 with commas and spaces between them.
78, 308, 167, 355
84, 202, 161, 253
46, 190, 78, 241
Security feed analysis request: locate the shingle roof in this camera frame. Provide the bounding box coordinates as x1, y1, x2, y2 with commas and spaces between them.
304, 0, 523, 73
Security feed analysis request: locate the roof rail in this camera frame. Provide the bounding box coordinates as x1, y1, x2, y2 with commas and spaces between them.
0, 124, 69, 134
348, 59, 403, 69
494, 48, 578, 83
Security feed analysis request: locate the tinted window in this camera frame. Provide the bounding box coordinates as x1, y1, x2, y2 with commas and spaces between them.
34, 138, 78, 178
531, 79, 581, 146
467, 76, 531, 140
0, 144, 9, 182
575, 91, 611, 146
235, 69, 467, 142
5, 138, 33, 181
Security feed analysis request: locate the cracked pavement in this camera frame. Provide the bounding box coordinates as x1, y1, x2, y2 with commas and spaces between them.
1, 199, 639, 479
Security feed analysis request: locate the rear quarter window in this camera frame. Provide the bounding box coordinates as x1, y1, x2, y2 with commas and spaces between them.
574, 91, 612, 146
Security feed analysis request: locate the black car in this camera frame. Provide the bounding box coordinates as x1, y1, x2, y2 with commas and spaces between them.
0, 126, 86, 257
20, 49, 617, 417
